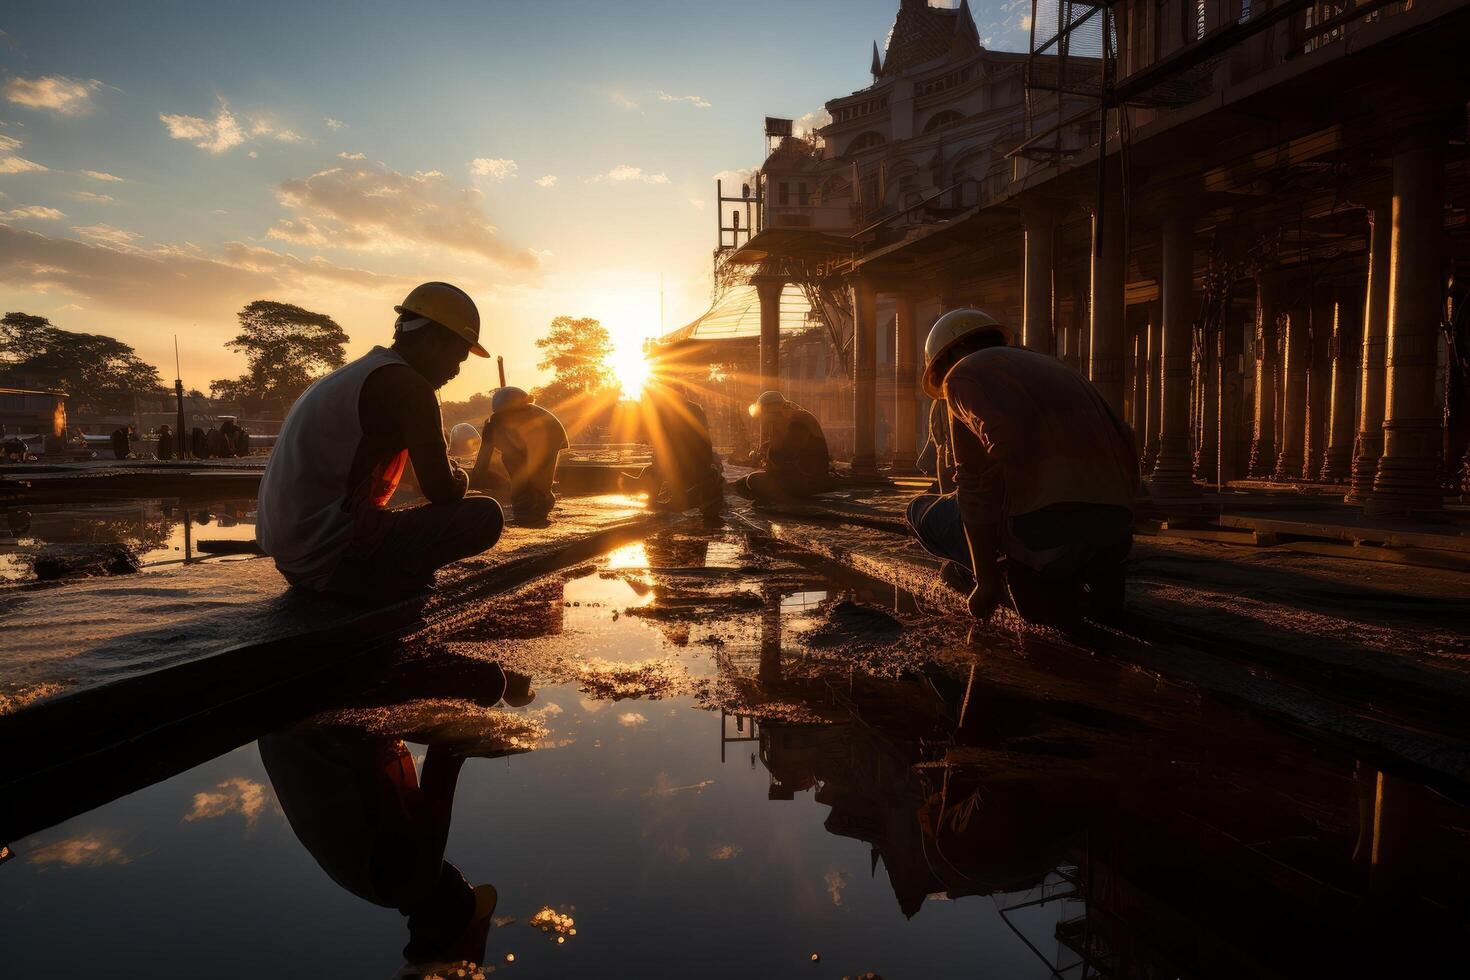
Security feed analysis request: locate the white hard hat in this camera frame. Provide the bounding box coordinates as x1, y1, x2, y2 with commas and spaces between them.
448, 422, 482, 457
748, 389, 789, 418
491, 386, 532, 414
921, 309, 1009, 397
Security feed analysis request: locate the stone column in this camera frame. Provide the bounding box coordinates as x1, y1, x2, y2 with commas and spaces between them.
1347, 205, 1391, 503
1323, 278, 1363, 482
1128, 328, 1144, 433
1219, 302, 1248, 483
1089, 168, 1127, 413
1368, 130, 1446, 515
1199, 319, 1219, 485
1304, 291, 1334, 481
891, 292, 920, 473
1149, 210, 1200, 497
1274, 307, 1308, 480
755, 278, 784, 392
1249, 276, 1279, 476
851, 276, 879, 478
1144, 303, 1162, 470
1022, 202, 1057, 356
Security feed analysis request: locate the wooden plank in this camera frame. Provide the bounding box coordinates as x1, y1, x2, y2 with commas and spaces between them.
1217, 513, 1470, 553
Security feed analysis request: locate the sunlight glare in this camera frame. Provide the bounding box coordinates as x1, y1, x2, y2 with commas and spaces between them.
608, 342, 652, 400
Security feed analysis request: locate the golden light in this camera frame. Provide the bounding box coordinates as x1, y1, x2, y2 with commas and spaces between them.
607, 341, 652, 400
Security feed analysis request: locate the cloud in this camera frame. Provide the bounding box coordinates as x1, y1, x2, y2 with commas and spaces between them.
28, 830, 132, 868
337, 151, 366, 161
265, 216, 330, 246
0, 134, 22, 152
688, 198, 705, 210
0, 153, 47, 175
707, 843, 741, 860
72, 223, 140, 246
588, 165, 669, 186
469, 157, 517, 181
2, 204, 64, 220
534, 174, 557, 188
793, 108, 833, 138
249, 116, 307, 144
0, 222, 408, 320
275, 161, 540, 271
825, 867, 851, 906
609, 92, 639, 111
3, 75, 101, 116
69, 190, 116, 204
160, 101, 245, 154
617, 711, 648, 727
81, 169, 124, 182
655, 91, 711, 109
184, 777, 270, 827
324, 117, 347, 130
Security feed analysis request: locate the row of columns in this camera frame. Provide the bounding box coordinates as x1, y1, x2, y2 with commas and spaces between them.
753, 132, 1447, 515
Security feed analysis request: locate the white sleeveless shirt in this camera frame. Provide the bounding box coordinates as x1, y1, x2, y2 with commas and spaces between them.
257, 346, 408, 587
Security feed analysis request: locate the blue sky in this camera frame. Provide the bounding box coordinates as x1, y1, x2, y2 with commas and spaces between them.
0, 1, 1028, 400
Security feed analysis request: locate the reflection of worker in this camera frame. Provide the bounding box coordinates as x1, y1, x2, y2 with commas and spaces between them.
155, 424, 175, 462
634, 383, 723, 514
259, 727, 497, 967
907, 309, 1138, 626
258, 282, 504, 597
469, 387, 568, 522
734, 390, 835, 502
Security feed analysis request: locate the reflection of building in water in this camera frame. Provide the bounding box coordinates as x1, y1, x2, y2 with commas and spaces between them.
754, 683, 1470, 977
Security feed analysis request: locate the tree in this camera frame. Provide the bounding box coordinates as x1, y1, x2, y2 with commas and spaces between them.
210, 300, 348, 412
1, 312, 164, 416
532, 315, 615, 408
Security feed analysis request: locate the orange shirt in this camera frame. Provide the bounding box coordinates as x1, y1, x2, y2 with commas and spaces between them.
945, 347, 1139, 523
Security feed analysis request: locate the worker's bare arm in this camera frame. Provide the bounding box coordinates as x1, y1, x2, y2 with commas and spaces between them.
949, 408, 1004, 619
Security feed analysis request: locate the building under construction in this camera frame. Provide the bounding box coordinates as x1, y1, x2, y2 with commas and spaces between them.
659, 0, 1470, 514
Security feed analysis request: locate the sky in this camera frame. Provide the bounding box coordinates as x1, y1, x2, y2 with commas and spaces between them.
0, 0, 1029, 402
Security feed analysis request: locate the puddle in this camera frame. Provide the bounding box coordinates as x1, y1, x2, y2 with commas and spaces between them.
3, 528, 1469, 977
0, 497, 258, 582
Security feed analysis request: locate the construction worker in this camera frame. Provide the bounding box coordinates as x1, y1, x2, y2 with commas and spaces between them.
155, 424, 174, 461
907, 309, 1139, 627
109, 426, 132, 460
257, 281, 504, 597
734, 390, 836, 502
634, 381, 723, 514
468, 386, 568, 522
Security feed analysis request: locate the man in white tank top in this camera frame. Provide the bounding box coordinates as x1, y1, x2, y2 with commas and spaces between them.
257, 282, 504, 597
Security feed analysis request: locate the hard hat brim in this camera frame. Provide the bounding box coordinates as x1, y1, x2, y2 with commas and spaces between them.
394, 304, 489, 357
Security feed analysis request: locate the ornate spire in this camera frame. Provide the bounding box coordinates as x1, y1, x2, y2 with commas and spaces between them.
954, 0, 982, 54
871, 40, 883, 78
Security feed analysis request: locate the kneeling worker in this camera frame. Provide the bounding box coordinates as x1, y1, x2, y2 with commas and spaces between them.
468, 386, 568, 522
908, 309, 1138, 626
735, 390, 836, 502
258, 281, 504, 597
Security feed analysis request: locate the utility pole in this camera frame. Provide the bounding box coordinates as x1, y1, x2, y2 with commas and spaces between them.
173, 335, 187, 461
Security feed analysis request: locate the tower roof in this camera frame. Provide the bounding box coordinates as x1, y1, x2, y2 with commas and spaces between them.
878, 0, 982, 78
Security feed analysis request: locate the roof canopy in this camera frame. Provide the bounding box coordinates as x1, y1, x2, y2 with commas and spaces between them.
656, 284, 812, 346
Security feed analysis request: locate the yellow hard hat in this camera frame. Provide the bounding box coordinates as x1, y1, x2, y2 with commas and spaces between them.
748, 389, 789, 417
921, 308, 1007, 397
394, 281, 488, 357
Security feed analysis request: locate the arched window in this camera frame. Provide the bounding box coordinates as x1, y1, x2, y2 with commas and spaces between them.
922, 110, 965, 134
845, 131, 887, 155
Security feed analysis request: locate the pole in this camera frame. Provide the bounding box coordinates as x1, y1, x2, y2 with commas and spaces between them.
174, 335, 187, 461
496, 355, 507, 388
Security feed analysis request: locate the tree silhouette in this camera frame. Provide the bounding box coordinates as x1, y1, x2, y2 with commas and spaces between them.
210, 300, 348, 412
1, 311, 163, 415
532, 315, 615, 407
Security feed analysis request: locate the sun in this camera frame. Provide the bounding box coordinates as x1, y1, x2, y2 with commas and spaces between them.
607, 341, 652, 400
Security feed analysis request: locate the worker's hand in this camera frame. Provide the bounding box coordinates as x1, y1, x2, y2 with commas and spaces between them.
967, 580, 1000, 621
451, 463, 470, 496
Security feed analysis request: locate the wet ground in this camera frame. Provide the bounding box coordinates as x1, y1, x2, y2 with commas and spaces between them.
0, 497, 257, 582
4, 526, 1470, 978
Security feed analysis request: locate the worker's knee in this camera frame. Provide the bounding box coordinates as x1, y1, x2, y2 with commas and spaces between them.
458, 494, 505, 550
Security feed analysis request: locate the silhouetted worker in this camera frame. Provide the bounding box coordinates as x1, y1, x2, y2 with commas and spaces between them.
259, 726, 498, 967
155, 424, 174, 461
258, 281, 504, 597
907, 309, 1139, 626
190, 426, 207, 459
109, 426, 131, 460
217, 419, 238, 456
232, 424, 250, 457
634, 382, 723, 514
735, 390, 836, 501
469, 386, 568, 522
205, 425, 227, 458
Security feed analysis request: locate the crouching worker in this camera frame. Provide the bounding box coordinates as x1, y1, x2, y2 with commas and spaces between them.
468, 386, 568, 522
908, 309, 1138, 627
735, 390, 836, 502
632, 382, 723, 514
257, 281, 504, 598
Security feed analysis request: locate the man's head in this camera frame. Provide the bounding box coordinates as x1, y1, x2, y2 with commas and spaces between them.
748, 389, 791, 420
921, 308, 1009, 398
392, 282, 487, 389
